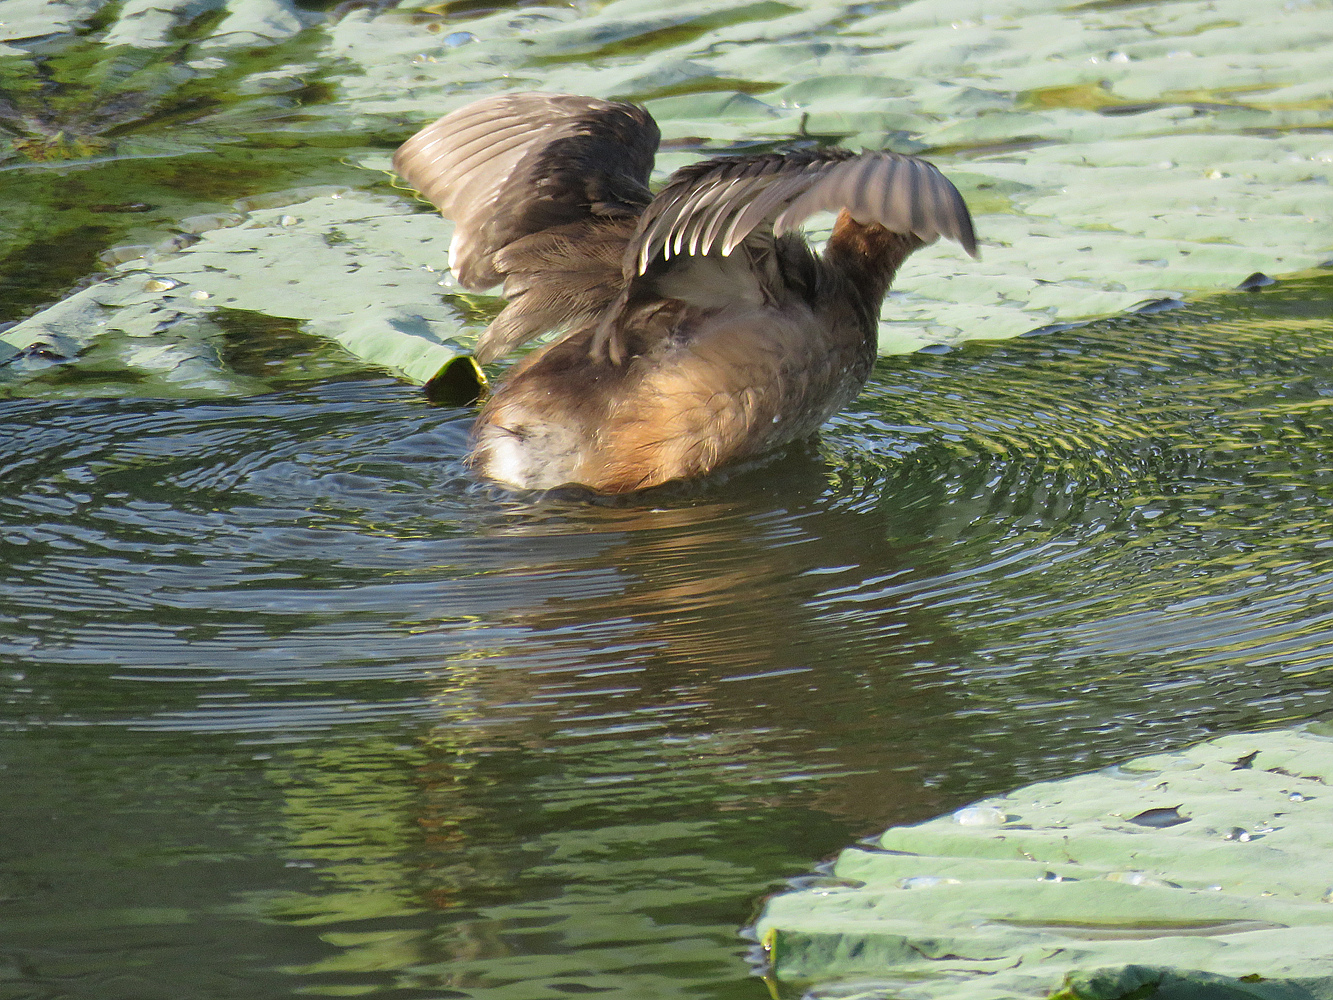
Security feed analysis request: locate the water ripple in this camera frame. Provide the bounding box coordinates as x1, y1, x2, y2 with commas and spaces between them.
1, 280, 1331, 791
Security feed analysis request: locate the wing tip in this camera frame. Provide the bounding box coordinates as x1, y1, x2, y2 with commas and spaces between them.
950, 190, 980, 259
957, 219, 980, 259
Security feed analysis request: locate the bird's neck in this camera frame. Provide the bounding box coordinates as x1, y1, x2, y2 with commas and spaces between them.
821, 210, 923, 327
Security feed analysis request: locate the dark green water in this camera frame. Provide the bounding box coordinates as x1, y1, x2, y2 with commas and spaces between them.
3, 273, 1332, 999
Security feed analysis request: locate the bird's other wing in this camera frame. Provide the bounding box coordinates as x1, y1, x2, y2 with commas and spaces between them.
626, 147, 978, 277
392, 92, 660, 290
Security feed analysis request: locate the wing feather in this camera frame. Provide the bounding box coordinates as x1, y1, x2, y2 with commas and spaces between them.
719, 171, 812, 255
679, 180, 740, 257
631, 149, 977, 276
393, 92, 659, 289
397, 92, 977, 370
695, 175, 757, 255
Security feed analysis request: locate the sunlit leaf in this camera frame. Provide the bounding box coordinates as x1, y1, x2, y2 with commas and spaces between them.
756, 726, 1333, 999
2, 191, 481, 398
4, 0, 1332, 388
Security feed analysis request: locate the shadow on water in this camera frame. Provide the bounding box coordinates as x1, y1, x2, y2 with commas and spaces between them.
1, 273, 1333, 998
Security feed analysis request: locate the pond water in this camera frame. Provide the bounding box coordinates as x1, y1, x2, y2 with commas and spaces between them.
4, 0, 1333, 997
5, 274, 1333, 1000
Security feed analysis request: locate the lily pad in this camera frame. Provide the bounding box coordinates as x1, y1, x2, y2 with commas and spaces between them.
4, 0, 1333, 389
316, 0, 1332, 356
1, 189, 483, 399
755, 726, 1333, 999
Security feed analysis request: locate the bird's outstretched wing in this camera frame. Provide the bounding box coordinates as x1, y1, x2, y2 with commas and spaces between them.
584, 147, 977, 363
626, 147, 978, 277
392, 92, 660, 290
395, 95, 976, 368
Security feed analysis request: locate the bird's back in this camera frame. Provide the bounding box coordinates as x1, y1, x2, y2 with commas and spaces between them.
473, 250, 875, 491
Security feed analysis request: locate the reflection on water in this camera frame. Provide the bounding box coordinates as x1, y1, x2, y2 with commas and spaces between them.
2, 275, 1333, 998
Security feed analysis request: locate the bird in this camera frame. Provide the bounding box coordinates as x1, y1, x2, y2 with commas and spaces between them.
392, 92, 977, 494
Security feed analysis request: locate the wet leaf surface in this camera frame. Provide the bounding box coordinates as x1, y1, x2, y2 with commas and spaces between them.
3, 0, 1331, 386
758, 727, 1333, 999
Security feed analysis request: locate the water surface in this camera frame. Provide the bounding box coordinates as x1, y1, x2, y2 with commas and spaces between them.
4, 274, 1333, 999
4, 2, 1333, 995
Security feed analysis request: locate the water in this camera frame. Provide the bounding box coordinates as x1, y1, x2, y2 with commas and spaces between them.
5, 0, 1333, 992
3, 273, 1332, 999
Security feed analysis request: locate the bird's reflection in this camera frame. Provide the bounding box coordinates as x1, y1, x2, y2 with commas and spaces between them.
419, 438, 984, 828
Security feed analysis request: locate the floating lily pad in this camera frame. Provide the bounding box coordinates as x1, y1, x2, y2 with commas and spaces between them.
755, 726, 1333, 1000
3, 0, 1332, 390
1, 190, 483, 399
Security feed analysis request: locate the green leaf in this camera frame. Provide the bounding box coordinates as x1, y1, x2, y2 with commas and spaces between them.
755, 726, 1333, 999
6, 0, 1333, 392
2, 190, 483, 399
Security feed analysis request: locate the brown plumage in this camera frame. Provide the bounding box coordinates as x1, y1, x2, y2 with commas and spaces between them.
393, 92, 978, 493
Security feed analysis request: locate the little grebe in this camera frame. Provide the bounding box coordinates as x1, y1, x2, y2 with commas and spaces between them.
393, 92, 978, 493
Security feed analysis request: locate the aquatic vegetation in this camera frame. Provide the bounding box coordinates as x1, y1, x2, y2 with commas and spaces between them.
758, 726, 1333, 999
3, 0, 1331, 393
2, 6, 1332, 999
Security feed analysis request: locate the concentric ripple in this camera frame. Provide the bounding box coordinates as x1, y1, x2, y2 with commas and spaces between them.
2, 275, 1332, 1000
